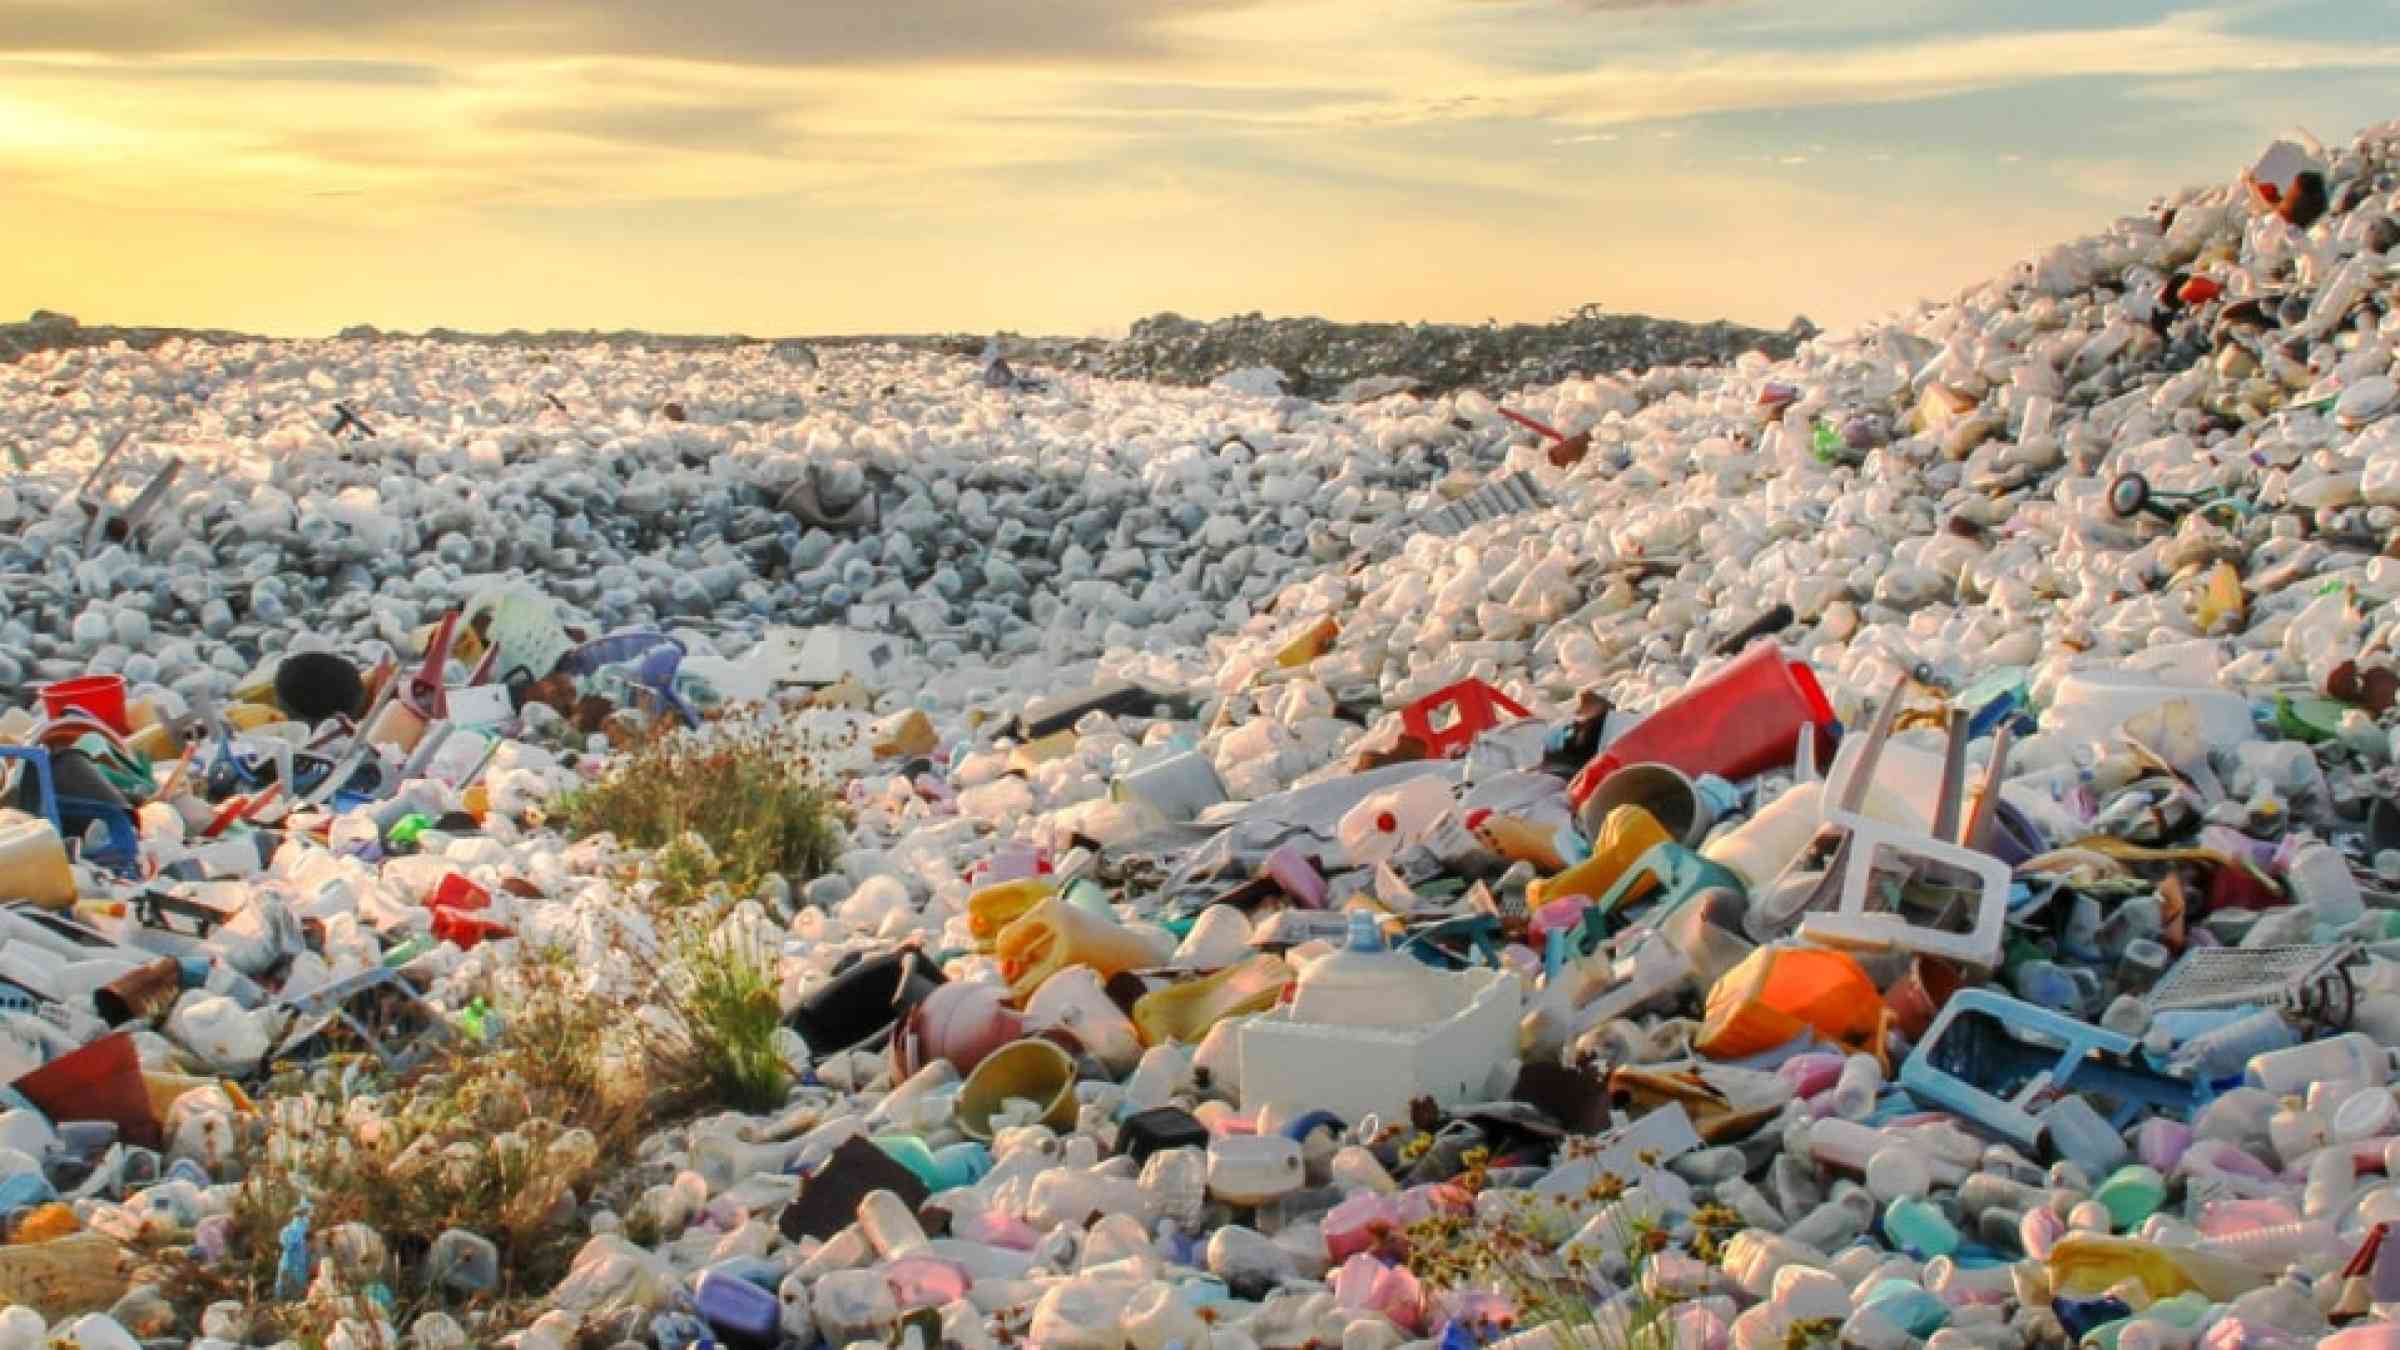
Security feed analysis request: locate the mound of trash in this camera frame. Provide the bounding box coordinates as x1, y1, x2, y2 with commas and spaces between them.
1100, 304, 1818, 400
1, 117, 2400, 1350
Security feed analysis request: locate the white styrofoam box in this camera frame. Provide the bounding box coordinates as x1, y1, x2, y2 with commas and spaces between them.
1238, 966, 1523, 1122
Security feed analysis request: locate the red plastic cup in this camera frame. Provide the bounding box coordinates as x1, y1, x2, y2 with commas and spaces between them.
39, 674, 130, 735
1568, 644, 1836, 810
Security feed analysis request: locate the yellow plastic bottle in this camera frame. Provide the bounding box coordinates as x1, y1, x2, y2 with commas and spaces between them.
995, 895, 1172, 1000
966, 878, 1057, 952
1525, 805, 1671, 910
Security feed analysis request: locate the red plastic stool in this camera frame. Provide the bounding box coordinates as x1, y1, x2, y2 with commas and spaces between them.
1402, 679, 1533, 760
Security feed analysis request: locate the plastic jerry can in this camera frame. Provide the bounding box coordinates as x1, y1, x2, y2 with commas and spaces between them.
1336, 775, 1455, 866
967, 878, 1057, 951
1525, 805, 1671, 910
694, 1267, 781, 1348
994, 895, 1171, 1001
1288, 911, 1437, 1028
1207, 1134, 1304, 1206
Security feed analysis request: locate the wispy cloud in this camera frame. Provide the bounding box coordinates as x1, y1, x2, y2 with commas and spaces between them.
0, 0, 2393, 338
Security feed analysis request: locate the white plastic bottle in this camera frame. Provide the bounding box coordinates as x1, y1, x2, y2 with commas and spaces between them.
2171, 1009, 2299, 1081
1831, 1054, 1883, 1121
1335, 775, 1454, 866
2245, 1034, 2400, 1097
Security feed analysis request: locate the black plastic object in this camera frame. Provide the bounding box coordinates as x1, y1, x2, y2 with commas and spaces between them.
786, 946, 946, 1057
275, 651, 366, 723
1713, 604, 1795, 657
1013, 680, 1199, 742
1117, 1107, 1210, 1163
778, 1134, 929, 1243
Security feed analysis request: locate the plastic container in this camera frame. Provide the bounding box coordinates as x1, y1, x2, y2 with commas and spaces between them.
1206, 1134, 1304, 1205
693, 1268, 780, 1347
1525, 805, 1671, 910
1240, 967, 1522, 1122
2044, 670, 2256, 751
40, 675, 130, 735
2245, 1034, 2400, 1097
11, 1030, 160, 1149
994, 896, 1171, 1000
1567, 644, 1835, 810
2095, 1165, 2167, 1230
955, 1038, 1080, 1140
1830, 1054, 1882, 1121
1702, 780, 1827, 893
2046, 1234, 2270, 1303
891, 980, 1026, 1078
1131, 954, 1293, 1045
967, 879, 1057, 951
1259, 844, 1326, 907
0, 811, 76, 909
1573, 762, 1729, 848
1336, 775, 1455, 866
2171, 1008, 2299, 1081
1022, 964, 1144, 1072
1290, 911, 1439, 1028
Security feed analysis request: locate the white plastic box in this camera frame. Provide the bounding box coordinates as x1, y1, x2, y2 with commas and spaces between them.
1238, 967, 1523, 1122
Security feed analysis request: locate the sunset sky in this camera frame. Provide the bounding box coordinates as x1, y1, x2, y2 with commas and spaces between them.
4, 0, 2397, 339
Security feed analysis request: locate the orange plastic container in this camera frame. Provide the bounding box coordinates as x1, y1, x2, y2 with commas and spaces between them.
1696, 944, 1888, 1063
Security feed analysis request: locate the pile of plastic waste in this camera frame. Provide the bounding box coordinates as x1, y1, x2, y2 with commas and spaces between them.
4, 118, 2400, 1348
1099, 306, 1818, 402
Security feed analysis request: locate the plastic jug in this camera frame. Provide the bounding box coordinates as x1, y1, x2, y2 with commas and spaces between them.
1567, 644, 1836, 811
1525, 805, 1671, 910
1207, 1134, 1304, 1205
994, 896, 1172, 1001
0, 812, 75, 909
2245, 1034, 2400, 1097
967, 878, 1057, 951
694, 1267, 781, 1346
1336, 775, 1454, 866
1288, 912, 1438, 1028
1130, 954, 1294, 1046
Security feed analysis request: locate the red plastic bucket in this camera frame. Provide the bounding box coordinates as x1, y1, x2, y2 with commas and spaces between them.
39, 675, 130, 736
9, 1030, 162, 1148
1568, 645, 1836, 809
